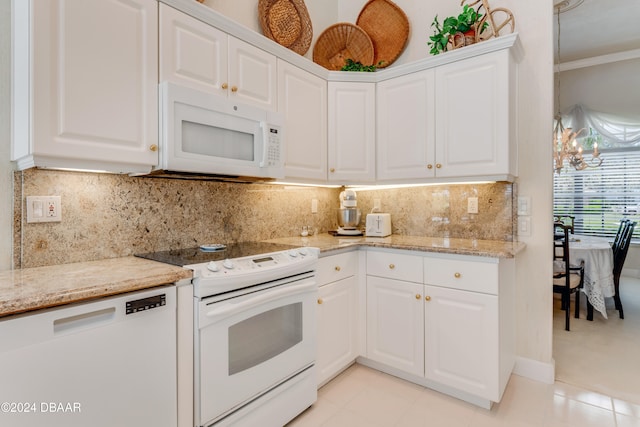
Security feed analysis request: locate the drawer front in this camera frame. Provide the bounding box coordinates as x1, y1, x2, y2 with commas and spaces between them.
366, 250, 423, 283
317, 251, 358, 286
424, 255, 498, 294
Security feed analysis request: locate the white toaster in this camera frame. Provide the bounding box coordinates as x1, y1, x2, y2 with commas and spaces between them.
365, 213, 392, 237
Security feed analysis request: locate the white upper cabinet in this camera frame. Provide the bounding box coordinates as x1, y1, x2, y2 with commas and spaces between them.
327, 82, 376, 184
376, 70, 436, 181
434, 49, 517, 179
12, 0, 159, 173
160, 4, 277, 111
277, 60, 328, 182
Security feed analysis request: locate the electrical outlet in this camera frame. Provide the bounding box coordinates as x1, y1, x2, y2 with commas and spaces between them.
518, 217, 531, 236
467, 197, 479, 214
311, 199, 318, 214
27, 196, 62, 223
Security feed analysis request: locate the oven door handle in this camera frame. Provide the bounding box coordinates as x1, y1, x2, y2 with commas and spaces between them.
203, 280, 316, 320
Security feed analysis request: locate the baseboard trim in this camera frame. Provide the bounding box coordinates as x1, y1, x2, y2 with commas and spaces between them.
512, 356, 555, 384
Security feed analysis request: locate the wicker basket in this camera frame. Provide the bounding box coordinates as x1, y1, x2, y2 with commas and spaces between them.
313, 23, 374, 71
356, 0, 410, 68
258, 0, 313, 55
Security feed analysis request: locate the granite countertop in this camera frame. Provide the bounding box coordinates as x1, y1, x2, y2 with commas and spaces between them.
0, 235, 524, 319
265, 234, 526, 258
0, 257, 192, 319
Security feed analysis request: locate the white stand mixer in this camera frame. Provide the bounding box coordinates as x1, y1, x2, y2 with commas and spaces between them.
337, 190, 362, 235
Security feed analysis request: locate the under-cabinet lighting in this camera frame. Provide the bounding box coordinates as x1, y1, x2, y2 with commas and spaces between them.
347, 181, 496, 191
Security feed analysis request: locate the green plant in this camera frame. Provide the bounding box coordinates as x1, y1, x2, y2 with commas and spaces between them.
340, 59, 385, 72
428, 4, 488, 55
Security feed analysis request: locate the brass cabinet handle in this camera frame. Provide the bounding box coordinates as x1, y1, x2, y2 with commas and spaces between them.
425, 296, 431, 301
389, 263, 395, 270
454, 272, 461, 278
330, 168, 335, 173
231, 86, 238, 92
415, 294, 421, 300
427, 164, 433, 169
221, 83, 228, 89
335, 266, 341, 271
149, 144, 158, 152
436, 163, 442, 169
317, 298, 323, 305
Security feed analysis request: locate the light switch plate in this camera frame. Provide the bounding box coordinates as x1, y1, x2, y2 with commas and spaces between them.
518, 217, 531, 236
517, 196, 532, 216
26, 196, 62, 223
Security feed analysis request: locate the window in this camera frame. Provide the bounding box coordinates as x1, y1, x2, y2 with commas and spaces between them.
553, 149, 640, 240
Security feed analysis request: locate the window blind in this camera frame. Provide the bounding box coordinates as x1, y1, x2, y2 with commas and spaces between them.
553, 149, 640, 240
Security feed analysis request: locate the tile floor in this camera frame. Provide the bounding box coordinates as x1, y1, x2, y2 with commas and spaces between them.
288, 363, 640, 427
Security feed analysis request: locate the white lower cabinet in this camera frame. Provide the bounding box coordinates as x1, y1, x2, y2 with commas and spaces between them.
364, 249, 514, 407
366, 276, 424, 376
424, 284, 499, 400
316, 252, 359, 386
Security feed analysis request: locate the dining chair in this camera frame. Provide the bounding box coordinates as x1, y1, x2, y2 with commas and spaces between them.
554, 215, 575, 234
553, 222, 585, 331
611, 218, 631, 254
612, 221, 637, 319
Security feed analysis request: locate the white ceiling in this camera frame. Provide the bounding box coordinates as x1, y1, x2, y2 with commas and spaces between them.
554, 0, 640, 62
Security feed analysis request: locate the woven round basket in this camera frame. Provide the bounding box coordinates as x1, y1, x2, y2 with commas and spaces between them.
258, 0, 313, 55
313, 23, 374, 70
356, 0, 410, 68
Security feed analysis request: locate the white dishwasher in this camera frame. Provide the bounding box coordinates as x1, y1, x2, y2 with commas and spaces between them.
0, 286, 177, 427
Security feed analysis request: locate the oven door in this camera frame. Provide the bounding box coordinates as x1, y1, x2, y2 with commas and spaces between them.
196, 277, 316, 426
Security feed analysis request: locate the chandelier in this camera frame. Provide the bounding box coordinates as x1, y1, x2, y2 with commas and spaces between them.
553, 0, 602, 174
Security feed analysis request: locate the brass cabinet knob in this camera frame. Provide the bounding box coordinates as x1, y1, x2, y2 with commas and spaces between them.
389, 263, 395, 270
454, 272, 461, 278
317, 298, 323, 305
415, 294, 421, 300
335, 266, 341, 271
149, 144, 158, 152
425, 296, 431, 301
231, 86, 238, 92
427, 164, 433, 169
436, 163, 442, 169
221, 83, 228, 89
330, 168, 335, 173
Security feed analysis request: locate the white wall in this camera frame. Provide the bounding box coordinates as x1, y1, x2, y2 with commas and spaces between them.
559, 58, 640, 120
0, 0, 13, 270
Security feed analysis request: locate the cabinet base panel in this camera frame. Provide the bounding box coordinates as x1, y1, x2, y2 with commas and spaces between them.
356, 357, 496, 410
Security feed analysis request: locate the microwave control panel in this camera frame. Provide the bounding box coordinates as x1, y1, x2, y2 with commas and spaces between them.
265, 126, 282, 168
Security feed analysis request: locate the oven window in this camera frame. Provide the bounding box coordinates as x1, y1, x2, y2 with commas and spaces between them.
228, 302, 302, 375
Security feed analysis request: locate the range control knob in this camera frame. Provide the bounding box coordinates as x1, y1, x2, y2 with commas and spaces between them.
288, 250, 298, 258
207, 261, 219, 272
223, 259, 234, 269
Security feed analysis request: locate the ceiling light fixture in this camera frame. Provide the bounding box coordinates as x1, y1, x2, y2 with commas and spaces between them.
553, 0, 602, 174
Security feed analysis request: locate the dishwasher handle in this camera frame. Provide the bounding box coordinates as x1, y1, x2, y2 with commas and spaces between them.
202, 279, 316, 323
53, 307, 116, 334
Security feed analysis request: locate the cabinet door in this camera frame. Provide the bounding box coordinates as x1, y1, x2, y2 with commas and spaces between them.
317, 275, 358, 386
377, 70, 436, 181
29, 0, 158, 172
434, 50, 512, 178
424, 285, 499, 401
159, 3, 228, 95
278, 60, 327, 182
366, 276, 424, 376
328, 82, 376, 183
228, 36, 277, 111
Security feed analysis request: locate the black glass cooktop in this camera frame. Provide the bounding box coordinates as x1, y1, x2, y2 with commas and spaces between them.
135, 241, 299, 267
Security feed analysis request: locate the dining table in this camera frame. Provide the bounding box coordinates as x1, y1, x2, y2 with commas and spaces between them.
569, 234, 615, 319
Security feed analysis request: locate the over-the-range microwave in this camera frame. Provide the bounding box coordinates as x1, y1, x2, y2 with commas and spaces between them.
154, 82, 284, 181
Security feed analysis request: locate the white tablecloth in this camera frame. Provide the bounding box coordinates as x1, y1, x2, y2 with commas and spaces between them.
569, 235, 614, 319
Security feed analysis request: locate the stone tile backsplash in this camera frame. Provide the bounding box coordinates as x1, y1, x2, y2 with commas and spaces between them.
14, 169, 515, 268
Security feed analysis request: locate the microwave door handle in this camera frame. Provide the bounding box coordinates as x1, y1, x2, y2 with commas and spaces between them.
259, 121, 268, 167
